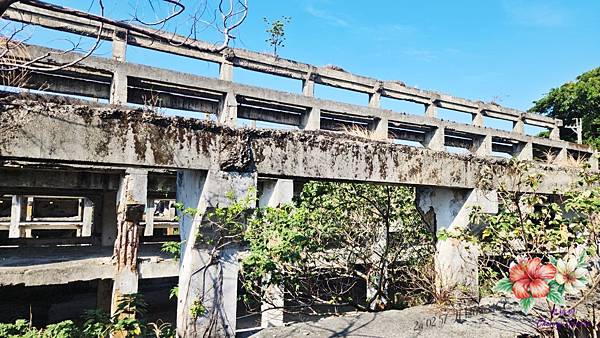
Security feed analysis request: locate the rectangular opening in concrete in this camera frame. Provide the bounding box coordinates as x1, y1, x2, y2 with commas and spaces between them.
320, 111, 372, 133
532, 144, 559, 163
380, 97, 425, 115
388, 121, 429, 145
484, 116, 514, 132
127, 45, 220, 78
492, 136, 518, 158
235, 68, 301, 94
437, 108, 472, 125
314, 84, 368, 106
524, 124, 550, 137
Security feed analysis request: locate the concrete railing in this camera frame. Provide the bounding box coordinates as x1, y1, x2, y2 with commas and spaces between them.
2, 2, 596, 166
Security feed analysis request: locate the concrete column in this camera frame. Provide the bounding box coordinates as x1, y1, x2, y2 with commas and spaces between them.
423, 126, 445, 151
220, 61, 234, 81
590, 152, 599, 171
472, 110, 484, 127
81, 197, 94, 237
97, 279, 113, 313
101, 191, 118, 246
111, 169, 148, 316
144, 198, 155, 237
425, 101, 438, 118
259, 179, 294, 208
110, 30, 128, 105
553, 148, 569, 165
369, 117, 389, 141
300, 107, 320, 130
219, 92, 238, 127
513, 118, 525, 134
9, 195, 23, 238
472, 134, 492, 157
258, 179, 293, 328
416, 187, 498, 301
549, 126, 561, 141
514, 142, 533, 161
176, 169, 257, 337
369, 92, 381, 108
302, 77, 314, 97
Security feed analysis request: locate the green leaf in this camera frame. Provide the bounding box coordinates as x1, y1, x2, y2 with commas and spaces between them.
549, 256, 557, 266
493, 278, 513, 294
546, 281, 565, 305
519, 297, 535, 315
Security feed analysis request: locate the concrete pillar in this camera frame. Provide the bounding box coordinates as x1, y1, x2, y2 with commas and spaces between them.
369, 92, 381, 108
416, 187, 498, 301
590, 152, 599, 171
110, 30, 128, 105
513, 118, 525, 134
302, 77, 314, 97
549, 126, 561, 141
81, 197, 94, 237
369, 117, 389, 141
111, 169, 147, 316
220, 60, 234, 81
259, 179, 294, 208
258, 179, 293, 328
472, 134, 492, 157
425, 101, 438, 118
514, 142, 533, 161
9, 195, 23, 238
219, 92, 238, 127
176, 169, 256, 338
423, 126, 445, 151
101, 191, 118, 246
144, 198, 155, 236
97, 279, 113, 313
300, 107, 320, 130
472, 110, 484, 127
553, 148, 569, 165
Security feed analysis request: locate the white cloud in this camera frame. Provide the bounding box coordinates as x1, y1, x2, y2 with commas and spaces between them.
502, 0, 568, 27
305, 5, 349, 27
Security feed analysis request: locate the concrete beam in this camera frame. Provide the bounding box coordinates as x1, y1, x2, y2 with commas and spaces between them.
0, 96, 584, 194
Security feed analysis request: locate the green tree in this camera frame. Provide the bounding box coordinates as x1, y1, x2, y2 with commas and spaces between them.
529, 67, 600, 147
264, 16, 291, 56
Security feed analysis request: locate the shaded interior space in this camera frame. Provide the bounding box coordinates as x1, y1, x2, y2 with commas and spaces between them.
0, 277, 178, 327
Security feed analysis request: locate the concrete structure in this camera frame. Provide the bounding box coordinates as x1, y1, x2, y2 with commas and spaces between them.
0, 2, 596, 337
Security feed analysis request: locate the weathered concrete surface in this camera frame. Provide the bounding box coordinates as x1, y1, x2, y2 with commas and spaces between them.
0, 245, 178, 286
251, 298, 537, 338
0, 93, 581, 194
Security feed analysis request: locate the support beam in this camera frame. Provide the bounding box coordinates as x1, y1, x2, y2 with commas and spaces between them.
144, 198, 155, 236
416, 187, 498, 301
111, 169, 148, 317
514, 142, 533, 161
302, 77, 314, 97
258, 179, 293, 328
219, 92, 238, 127
472, 110, 484, 127
9, 195, 23, 238
110, 30, 128, 105
554, 148, 569, 165
300, 107, 320, 130
176, 169, 257, 337
472, 134, 492, 157
513, 118, 524, 134
549, 126, 561, 141
425, 101, 438, 118
423, 126, 445, 151
81, 197, 94, 237
220, 60, 234, 81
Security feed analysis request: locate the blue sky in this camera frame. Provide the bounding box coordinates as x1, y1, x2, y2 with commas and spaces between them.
12, 0, 600, 124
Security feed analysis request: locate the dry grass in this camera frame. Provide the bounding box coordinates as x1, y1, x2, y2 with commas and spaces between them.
342, 124, 374, 139
0, 36, 30, 88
